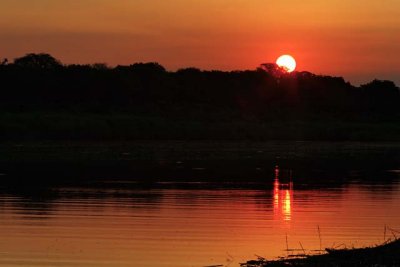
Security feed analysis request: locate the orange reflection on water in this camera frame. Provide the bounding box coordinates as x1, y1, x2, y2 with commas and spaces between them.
273, 166, 293, 221
274, 179, 280, 210
1, 174, 400, 267
283, 189, 292, 221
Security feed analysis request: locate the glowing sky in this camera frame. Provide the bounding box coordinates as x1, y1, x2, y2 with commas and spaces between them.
1, 0, 399, 85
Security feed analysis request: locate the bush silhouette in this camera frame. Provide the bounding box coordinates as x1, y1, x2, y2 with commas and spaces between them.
13, 53, 62, 69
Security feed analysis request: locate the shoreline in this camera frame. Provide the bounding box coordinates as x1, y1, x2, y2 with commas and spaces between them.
1, 140, 399, 189
242, 238, 400, 267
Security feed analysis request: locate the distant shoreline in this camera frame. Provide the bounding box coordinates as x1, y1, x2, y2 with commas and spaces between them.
1, 140, 400, 186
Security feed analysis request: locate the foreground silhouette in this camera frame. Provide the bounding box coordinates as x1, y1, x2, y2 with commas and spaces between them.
1, 53, 399, 141
242, 237, 400, 267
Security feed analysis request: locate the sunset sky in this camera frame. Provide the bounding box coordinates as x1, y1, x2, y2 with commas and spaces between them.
1, 0, 399, 85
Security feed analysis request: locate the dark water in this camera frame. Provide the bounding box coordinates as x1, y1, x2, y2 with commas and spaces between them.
0, 166, 400, 267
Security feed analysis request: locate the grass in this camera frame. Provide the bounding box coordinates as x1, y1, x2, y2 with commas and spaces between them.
242, 238, 400, 267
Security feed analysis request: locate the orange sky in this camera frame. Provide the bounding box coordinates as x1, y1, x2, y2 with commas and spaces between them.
1, 0, 399, 85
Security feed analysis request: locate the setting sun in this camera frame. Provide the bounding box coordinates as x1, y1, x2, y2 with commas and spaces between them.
276, 55, 297, 73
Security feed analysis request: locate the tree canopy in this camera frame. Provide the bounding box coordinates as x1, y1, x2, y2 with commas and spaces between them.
13, 53, 62, 69
1, 53, 399, 121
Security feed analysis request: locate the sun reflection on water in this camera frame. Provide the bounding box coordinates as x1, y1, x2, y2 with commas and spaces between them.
273, 166, 294, 221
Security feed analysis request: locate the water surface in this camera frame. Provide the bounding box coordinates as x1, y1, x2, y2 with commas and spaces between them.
0, 167, 399, 267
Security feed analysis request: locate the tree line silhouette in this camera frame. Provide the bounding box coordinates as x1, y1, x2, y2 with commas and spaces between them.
1, 53, 399, 119
1, 53, 399, 141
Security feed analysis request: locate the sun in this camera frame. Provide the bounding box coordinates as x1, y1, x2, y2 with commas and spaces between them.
276, 55, 296, 73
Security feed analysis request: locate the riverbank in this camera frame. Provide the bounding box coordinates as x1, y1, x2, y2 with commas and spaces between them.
242, 238, 400, 267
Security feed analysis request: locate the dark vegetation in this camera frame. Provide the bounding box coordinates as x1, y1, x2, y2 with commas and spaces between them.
1, 53, 400, 141
242, 238, 400, 267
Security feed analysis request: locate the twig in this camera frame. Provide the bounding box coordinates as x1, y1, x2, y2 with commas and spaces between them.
387, 226, 400, 235
384, 224, 387, 242
286, 234, 289, 256
317, 225, 322, 253
226, 252, 234, 266
254, 254, 265, 261
391, 230, 398, 240
299, 241, 306, 255
333, 243, 346, 249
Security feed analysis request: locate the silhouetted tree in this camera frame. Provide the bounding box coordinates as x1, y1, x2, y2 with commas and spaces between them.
1, 52, 400, 123
129, 62, 166, 74
176, 67, 202, 74
258, 63, 287, 77
91, 63, 110, 70
361, 80, 400, 115
13, 53, 62, 69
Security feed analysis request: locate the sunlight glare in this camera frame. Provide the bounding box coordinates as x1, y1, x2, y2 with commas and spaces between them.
276, 55, 296, 72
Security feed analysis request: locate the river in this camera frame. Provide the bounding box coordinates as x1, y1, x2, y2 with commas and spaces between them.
1, 165, 399, 267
